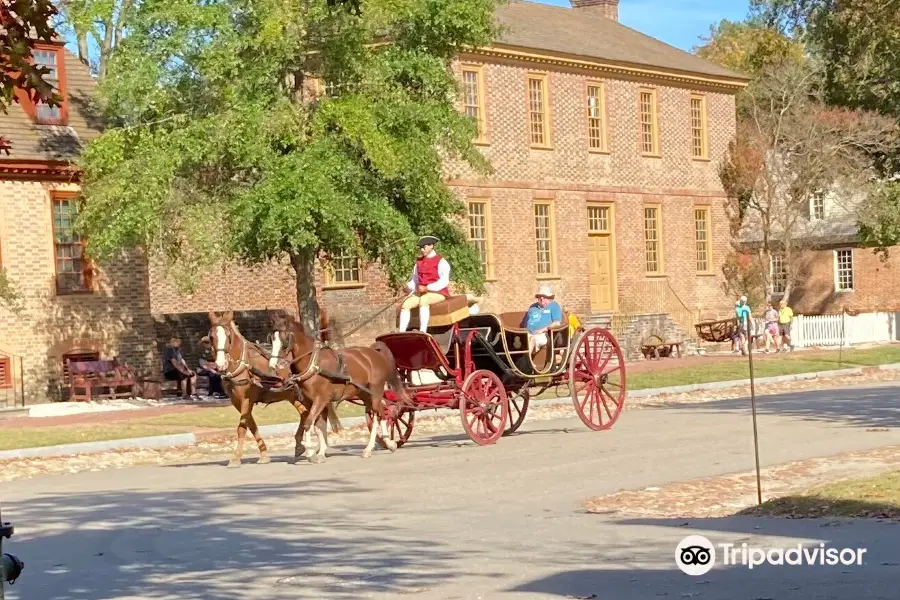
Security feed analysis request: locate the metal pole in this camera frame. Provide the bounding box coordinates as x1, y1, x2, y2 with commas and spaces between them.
745, 313, 763, 505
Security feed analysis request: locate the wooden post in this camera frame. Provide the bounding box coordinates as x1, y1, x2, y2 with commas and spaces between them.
744, 312, 763, 505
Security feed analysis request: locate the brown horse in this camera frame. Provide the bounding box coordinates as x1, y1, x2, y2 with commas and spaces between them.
207, 311, 339, 467
270, 313, 409, 462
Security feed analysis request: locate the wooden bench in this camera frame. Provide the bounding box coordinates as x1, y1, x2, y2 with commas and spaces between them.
640, 334, 683, 360
67, 359, 136, 402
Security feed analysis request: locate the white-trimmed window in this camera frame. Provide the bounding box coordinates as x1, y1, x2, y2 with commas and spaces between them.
694, 207, 711, 272
527, 74, 551, 147
811, 195, 825, 220
835, 249, 854, 291
770, 253, 787, 294
534, 201, 556, 275
690, 94, 708, 160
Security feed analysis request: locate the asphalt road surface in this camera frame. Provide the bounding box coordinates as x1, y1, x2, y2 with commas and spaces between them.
4, 381, 900, 600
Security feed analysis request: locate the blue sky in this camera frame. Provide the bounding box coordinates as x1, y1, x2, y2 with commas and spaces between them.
537, 0, 752, 52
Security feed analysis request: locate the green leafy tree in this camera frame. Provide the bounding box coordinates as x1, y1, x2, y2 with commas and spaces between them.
75, 0, 498, 337
54, 0, 138, 79
694, 18, 805, 81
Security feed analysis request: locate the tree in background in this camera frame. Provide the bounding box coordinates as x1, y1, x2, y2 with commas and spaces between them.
718, 60, 897, 302
54, 0, 136, 80
694, 18, 805, 83
74, 0, 498, 337
751, 0, 900, 254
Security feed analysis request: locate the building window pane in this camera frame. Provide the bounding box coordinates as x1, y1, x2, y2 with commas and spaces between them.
694, 208, 710, 272
639, 90, 657, 155
462, 69, 484, 139
771, 254, 787, 294
588, 206, 609, 233
836, 249, 854, 291
587, 84, 605, 150
528, 77, 547, 146
52, 195, 90, 294
327, 252, 362, 284
33, 49, 61, 121
812, 196, 825, 220
644, 206, 660, 273
534, 203, 554, 274
691, 95, 707, 159
467, 200, 492, 277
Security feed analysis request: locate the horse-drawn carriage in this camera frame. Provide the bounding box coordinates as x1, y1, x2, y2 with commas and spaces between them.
369, 297, 627, 447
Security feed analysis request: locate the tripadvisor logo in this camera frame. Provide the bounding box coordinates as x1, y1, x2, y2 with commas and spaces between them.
676, 536, 868, 575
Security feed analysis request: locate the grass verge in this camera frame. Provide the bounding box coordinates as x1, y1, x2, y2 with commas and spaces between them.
739, 470, 900, 519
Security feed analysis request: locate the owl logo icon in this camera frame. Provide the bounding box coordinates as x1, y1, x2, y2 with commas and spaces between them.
676, 535, 715, 575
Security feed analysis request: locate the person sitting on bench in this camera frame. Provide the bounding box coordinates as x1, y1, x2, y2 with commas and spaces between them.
398, 235, 451, 332
525, 285, 563, 354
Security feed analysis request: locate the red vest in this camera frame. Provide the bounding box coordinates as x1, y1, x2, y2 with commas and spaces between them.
416, 253, 449, 297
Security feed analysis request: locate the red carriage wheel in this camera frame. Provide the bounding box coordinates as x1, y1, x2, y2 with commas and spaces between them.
366, 405, 416, 449
568, 327, 626, 431
460, 369, 509, 445
503, 385, 530, 436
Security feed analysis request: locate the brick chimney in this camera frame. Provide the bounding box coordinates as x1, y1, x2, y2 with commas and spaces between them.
570, 0, 619, 21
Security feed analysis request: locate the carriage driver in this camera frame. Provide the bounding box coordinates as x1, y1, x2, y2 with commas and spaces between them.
398, 235, 451, 332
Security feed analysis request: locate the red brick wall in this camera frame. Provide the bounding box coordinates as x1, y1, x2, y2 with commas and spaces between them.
0, 180, 157, 402
792, 245, 900, 314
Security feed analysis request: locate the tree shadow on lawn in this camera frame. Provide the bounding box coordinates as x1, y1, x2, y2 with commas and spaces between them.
657, 383, 900, 430
508, 513, 899, 599
4, 479, 498, 600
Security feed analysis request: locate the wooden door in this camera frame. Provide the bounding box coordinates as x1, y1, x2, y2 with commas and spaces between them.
587, 205, 616, 312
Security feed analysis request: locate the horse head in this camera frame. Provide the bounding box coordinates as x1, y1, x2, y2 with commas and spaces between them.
268, 312, 297, 370
208, 311, 236, 371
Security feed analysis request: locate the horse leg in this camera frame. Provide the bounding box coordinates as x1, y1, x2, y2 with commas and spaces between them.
312, 417, 329, 462
372, 383, 397, 453
245, 412, 270, 464
228, 394, 249, 468
292, 399, 308, 460
304, 396, 329, 464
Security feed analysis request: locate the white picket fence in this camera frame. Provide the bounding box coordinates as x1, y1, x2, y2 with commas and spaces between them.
791, 312, 899, 348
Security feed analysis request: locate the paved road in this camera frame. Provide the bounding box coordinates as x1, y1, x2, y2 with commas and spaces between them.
4, 382, 900, 600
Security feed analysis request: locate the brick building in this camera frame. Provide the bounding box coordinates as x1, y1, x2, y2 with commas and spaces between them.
1, 0, 748, 404
755, 190, 900, 316
0, 39, 158, 405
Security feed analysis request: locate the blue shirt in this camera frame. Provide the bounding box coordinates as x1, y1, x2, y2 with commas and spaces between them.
526, 301, 563, 333
735, 304, 751, 322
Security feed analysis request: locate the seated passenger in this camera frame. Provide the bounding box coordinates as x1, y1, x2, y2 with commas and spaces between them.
398, 235, 451, 332
525, 285, 563, 354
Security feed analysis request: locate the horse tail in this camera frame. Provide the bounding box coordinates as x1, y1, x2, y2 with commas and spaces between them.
325, 401, 343, 434
372, 341, 410, 404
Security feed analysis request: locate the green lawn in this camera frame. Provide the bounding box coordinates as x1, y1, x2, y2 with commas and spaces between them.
2, 345, 898, 453
627, 346, 900, 391
740, 470, 900, 520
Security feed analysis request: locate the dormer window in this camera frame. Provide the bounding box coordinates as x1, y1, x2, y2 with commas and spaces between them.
32, 46, 66, 125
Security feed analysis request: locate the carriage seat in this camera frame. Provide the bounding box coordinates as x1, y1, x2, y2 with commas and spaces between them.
397, 294, 471, 329
498, 310, 571, 335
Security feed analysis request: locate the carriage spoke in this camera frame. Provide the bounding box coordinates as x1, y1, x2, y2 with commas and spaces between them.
569, 328, 626, 432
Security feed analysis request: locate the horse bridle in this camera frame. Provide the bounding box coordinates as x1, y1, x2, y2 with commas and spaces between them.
210, 323, 251, 380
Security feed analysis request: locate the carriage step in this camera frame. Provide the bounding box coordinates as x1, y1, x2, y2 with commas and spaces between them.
584, 314, 613, 329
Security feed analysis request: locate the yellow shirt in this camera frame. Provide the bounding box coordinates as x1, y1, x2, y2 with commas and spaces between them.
779, 307, 794, 323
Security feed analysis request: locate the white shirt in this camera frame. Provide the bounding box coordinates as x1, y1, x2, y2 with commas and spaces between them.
407, 251, 451, 293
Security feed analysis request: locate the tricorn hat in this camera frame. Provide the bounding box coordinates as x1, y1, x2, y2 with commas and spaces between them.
417, 235, 439, 247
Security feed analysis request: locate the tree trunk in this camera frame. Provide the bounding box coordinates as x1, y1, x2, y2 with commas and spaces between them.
290, 250, 321, 340
76, 33, 89, 66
